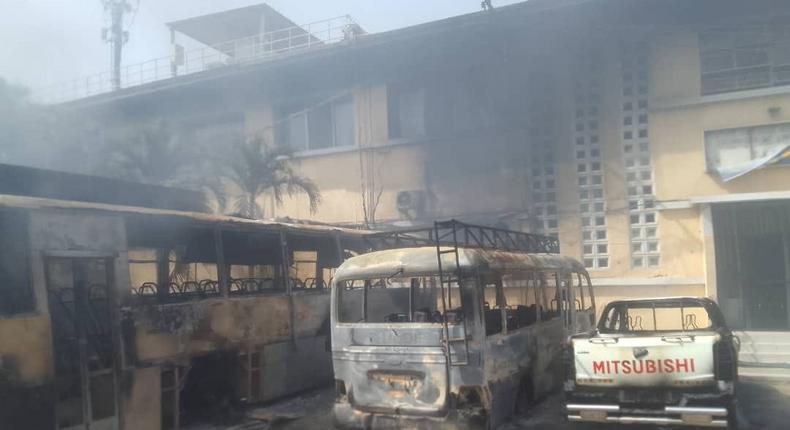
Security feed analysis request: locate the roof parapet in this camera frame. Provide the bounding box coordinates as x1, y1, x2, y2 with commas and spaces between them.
33, 14, 362, 105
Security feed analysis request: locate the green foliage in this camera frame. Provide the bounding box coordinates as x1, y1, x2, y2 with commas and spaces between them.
223, 136, 321, 219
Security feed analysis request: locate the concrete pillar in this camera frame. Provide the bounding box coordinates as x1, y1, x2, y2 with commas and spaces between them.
700, 204, 718, 299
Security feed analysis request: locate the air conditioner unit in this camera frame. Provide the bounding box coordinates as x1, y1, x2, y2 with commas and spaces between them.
396, 190, 427, 220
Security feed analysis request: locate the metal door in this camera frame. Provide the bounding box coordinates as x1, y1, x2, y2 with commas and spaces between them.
46, 257, 119, 430
742, 236, 789, 330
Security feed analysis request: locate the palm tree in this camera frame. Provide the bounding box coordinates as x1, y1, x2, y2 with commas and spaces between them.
223, 136, 321, 219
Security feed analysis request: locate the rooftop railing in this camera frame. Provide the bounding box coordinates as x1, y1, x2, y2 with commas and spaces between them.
33, 15, 363, 104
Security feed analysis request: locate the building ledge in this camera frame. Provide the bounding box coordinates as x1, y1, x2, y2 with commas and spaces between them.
690, 190, 790, 205
290, 137, 424, 159
657, 191, 790, 211
653, 85, 790, 112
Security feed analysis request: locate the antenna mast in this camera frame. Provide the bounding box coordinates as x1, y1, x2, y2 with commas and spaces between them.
102, 0, 133, 91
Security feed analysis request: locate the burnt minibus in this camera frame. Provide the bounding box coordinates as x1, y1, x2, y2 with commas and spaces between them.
331, 221, 595, 429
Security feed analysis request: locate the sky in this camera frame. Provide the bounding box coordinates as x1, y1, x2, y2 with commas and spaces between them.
0, 0, 523, 91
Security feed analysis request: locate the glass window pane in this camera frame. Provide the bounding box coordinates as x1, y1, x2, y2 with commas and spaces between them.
701, 52, 734, 73
735, 47, 769, 68
308, 105, 333, 150
398, 89, 426, 138
333, 97, 356, 147
705, 127, 751, 170
284, 113, 308, 151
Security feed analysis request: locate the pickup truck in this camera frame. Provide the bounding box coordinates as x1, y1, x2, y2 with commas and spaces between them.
563, 297, 739, 428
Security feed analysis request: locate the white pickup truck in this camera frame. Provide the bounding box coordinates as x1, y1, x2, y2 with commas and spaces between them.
563, 297, 739, 428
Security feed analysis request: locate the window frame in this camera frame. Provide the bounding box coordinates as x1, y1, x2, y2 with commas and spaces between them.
699, 26, 790, 95
387, 83, 427, 141
704, 122, 790, 173
336, 275, 464, 325
276, 95, 356, 152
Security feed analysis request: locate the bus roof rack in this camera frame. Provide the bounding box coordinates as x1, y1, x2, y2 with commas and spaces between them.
364, 219, 559, 254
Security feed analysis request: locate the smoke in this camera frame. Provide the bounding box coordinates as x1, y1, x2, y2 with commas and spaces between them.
0, 78, 105, 173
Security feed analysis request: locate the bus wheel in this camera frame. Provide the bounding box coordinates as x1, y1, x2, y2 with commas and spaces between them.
514, 376, 535, 415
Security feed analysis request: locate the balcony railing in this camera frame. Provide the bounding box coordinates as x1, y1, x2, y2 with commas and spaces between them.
33, 15, 363, 104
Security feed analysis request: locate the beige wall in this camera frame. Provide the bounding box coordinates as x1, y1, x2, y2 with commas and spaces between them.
0, 314, 53, 383
651, 31, 790, 201
648, 31, 790, 303
276, 145, 425, 222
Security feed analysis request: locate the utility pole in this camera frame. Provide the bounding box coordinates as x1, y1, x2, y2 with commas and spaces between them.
102, 0, 132, 91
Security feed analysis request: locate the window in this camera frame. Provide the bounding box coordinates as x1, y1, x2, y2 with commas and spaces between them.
483, 281, 505, 336
705, 123, 790, 177
128, 248, 157, 296
126, 226, 222, 302
338, 277, 462, 324
501, 272, 545, 331
229, 264, 278, 292
700, 25, 790, 95
289, 251, 326, 290
276, 96, 355, 151
573, 272, 594, 312
600, 302, 713, 333
388, 85, 426, 139
0, 211, 32, 315
543, 271, 563, 320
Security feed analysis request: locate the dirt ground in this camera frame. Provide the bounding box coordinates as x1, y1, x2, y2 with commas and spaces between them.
203, 378, 790, 430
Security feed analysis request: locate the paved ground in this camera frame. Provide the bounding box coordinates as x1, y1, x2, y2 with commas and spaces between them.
196, 378, 790, 429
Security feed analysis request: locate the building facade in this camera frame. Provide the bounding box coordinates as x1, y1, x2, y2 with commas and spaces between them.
66, 0, 790, 356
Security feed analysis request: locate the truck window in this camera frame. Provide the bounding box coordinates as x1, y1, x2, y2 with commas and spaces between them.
337, 277, 462, 324
600, 302, 714, 333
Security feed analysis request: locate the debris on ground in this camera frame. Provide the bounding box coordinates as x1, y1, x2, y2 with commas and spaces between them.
247, 388, 335, 430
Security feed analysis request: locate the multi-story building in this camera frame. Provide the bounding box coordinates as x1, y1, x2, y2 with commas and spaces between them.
55, 0, 790, 368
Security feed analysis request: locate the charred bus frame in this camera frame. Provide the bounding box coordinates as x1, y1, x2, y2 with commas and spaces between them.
0, 194, 368, 430
331, 220, 596, 429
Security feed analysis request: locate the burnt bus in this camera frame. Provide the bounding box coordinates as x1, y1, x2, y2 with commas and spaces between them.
0, 193, 367, 430
331, 221, 596, 429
